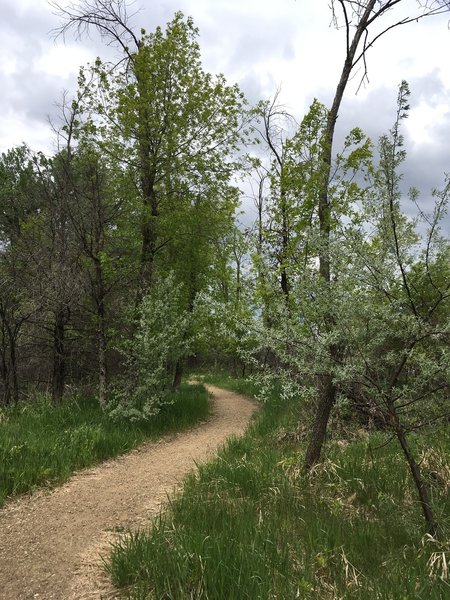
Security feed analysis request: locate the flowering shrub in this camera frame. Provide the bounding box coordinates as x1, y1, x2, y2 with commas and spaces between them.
108, 273, 191, 422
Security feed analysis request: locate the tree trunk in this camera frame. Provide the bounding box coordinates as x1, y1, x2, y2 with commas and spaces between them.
135, 64, 158, 307
98, 329, 107, 406
7, 326, 19, 404
280, 191, 290, 302
137, 183, 158, 306
303, 373, 336, 470
172, 359, 183, 390
95, 260, 108, 407
394, 418, 439, 537
280, 268, 289, 300
0, 349, 10, 406
0, 315, 11, 405
52, 306, 68, 403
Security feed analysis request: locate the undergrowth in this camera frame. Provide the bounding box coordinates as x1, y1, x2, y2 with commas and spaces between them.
107, 373, 450, 599
0, 383, 209, 507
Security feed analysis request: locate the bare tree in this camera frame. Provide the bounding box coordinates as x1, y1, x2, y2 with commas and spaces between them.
50, 0, 141, 61
255, 92, 297, 304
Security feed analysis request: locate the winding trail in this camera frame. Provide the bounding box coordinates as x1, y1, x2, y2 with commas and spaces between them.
0, 385, 257, 599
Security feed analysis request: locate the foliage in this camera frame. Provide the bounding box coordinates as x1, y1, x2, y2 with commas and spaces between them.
0, 10, 248, 407
193, 290, 256, 373
0, 0, 450, 584
108, 273, 192, 422
76, 11, 248, 305
243, 82, 450, 535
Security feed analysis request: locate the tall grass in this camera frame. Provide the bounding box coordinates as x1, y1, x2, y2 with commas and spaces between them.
107, 374, 450, 599
0, 383, 209, 507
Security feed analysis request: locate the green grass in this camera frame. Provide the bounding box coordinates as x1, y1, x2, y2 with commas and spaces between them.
107, 374, 450, 599
193, 370, 263, 399
0, 383, 210, 507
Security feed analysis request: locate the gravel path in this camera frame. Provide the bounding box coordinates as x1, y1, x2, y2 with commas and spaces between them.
0, 385, 257, 599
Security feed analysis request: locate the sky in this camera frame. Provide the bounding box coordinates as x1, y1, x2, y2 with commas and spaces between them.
1, 0, 450, 226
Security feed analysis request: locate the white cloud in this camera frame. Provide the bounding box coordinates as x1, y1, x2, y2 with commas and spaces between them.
35, 44, 92, 79
0, 109, 52, 153
1, 0, 450, 199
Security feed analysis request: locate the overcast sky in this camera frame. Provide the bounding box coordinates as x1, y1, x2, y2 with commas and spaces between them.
1, 0, 450, 225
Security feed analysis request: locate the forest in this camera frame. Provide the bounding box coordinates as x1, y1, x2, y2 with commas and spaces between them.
0, 1, 449, 598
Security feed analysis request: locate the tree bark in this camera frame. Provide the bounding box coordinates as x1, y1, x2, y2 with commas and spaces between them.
136, 171, 158, 306
95, 260, 108, 407
172, 359, 184, 390
7, 324, 19, 404
137, 184, 157, 301
135, 59, 159, 307
52, 306, 68, 403
0, 349, 10, 406
0, 316, 10, 406
280, 184, 290, 303
280, 268, 289, 301
304, 373, 336, 471
394, 417, 439, 537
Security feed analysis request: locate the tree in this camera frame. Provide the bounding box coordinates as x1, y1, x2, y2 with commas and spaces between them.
0, 146, 40, 403
50, 90, 136, 406
332, 85, 450, 535
67, 143, 127, 406
195, 226, 255, 375
304, 0, 450, 471
108, 272, 191, 421
31, 150, 83, 403
247, 80, 449, 534
254, 93, 297, 304
0, 275, 32, 405
251, 96, 329, 324
53, 2, 248, 302
52, 1, 249, 399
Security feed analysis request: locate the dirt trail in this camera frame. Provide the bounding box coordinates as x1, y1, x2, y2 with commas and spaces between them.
0, 385, 257, 599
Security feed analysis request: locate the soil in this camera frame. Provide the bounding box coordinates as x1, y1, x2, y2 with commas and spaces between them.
0, 385, 258, 599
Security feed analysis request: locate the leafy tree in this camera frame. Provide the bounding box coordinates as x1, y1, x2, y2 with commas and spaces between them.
67, 143, 130, 405
248, 81, 449, 535
335, 83, 450, 536
53, 3, 249, 395
54, 3, 248, 298
31, 150, 83, 403
304, 0, 450, 471
0, 146, 42, 403
194, 227, 255, 375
